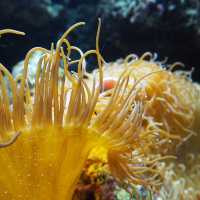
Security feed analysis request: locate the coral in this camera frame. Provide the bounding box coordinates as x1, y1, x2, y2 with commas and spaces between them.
73, 158, 152, 200
98, 0, 200, 27
98, 0, 163, 24
0, 0, 64, 26
73, 159, 116, 200
74, 154, 200, 200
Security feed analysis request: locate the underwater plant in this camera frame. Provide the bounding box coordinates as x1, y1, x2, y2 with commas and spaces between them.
0, 21, 166, 200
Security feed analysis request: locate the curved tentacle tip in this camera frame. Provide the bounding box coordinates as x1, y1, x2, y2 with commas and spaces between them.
0, 29, 25, 37
0, 132, 21, 148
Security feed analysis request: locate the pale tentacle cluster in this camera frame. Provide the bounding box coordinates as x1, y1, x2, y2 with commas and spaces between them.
90, 52, 200, 156
157, 154, 200, 200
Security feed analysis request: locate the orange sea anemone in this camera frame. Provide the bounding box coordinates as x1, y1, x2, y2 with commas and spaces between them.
89, 53, 200, 156
84, 52, 200, 200
0, 21, 165, 200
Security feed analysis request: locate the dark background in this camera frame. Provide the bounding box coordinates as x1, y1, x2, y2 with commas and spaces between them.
0, 0, 199, 82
